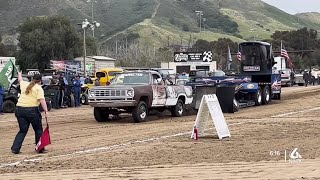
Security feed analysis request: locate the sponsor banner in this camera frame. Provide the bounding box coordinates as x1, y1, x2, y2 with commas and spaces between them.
174, 52, 213, 62
243, 65, 260, 72
50, 60, 81, 71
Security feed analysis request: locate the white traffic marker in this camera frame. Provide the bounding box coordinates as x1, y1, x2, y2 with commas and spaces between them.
191, 94, 231, 140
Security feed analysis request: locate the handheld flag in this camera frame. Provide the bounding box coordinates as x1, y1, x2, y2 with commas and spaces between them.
227, 46, 232, 70
280, 41, 294, 68
237, 52, 242, 61
0, 59, 18, 88
36, 117, 51, 152
227, 46, 232, 62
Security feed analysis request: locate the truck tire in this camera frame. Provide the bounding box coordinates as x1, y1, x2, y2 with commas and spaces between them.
94, 107, 110, 122
254, 87, 262, 106
262, 86, 271, 105
2, 100, 15, 113
233, 98, 239, 112
132, 101, 148, 123
171, 99, 184, 117
47, 101, 52, 111
81, 94, 89, 105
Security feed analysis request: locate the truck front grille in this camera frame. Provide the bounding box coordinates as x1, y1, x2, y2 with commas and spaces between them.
94, 89, 125, 97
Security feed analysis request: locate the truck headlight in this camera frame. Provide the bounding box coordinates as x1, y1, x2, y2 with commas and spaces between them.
126, 89, 134, 97
89, 91, 95, 97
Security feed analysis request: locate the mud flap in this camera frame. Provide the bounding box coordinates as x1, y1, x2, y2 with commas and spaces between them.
192, 84, 216, 110
216, 85, 236, 113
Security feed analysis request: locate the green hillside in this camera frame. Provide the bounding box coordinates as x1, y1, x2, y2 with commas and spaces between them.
217, 0, 320, 40
296, 12, 320, 25
1, 0, 320, 49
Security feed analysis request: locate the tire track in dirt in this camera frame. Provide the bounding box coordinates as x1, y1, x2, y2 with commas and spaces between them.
1, 86, 320, 173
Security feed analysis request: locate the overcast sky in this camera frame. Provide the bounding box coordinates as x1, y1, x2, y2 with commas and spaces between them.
262, 0, 320, 14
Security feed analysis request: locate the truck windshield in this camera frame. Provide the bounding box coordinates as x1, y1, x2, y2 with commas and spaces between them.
108, 71, 122, 76
240, 44, 268, 66
112, 73, 150, 84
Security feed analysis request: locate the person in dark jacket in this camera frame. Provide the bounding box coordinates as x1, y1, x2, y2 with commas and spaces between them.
85, 75, 93, 84
303, 71, 309, 87
50, 74, 60, 109
73, 75, 82, 107
0, 85, 4, 115
58, 74, 66, 107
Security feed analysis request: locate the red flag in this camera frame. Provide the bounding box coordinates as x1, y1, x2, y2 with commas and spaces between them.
36, 119, 51, 152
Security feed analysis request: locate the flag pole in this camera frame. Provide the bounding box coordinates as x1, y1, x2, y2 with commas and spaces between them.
270, 43, 272, 59
280, 40, 283, 70
227, 45, 230, 70
237, 43, 240, 73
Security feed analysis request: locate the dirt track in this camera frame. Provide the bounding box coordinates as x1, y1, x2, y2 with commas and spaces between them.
1, 86, 320, 179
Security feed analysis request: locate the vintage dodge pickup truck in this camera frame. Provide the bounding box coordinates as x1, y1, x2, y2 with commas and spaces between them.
88, 70, 193, 122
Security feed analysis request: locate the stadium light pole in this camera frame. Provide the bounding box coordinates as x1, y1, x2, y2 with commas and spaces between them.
81, 19, 101, 76
87, 0, 97, 37
195, 11, 203, 33
203, 17, 206, 33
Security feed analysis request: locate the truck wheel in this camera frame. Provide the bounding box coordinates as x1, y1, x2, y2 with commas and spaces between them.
47, 101, 52, 111
132, 101, 148, 123
254, 87, 262, 106
81, 94, 89, 105
171, 99, 184, 117
94, 107, 110, 122
262, 86, 271, 105
233, 98, 239, 112
2, 100, 15, 113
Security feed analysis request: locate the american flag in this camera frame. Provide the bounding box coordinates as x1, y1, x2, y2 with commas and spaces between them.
281, 48, 289, 59
281, 48, 294, 68
237, 52, 242, 61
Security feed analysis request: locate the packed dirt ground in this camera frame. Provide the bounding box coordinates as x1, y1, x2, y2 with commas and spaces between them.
1, 86, 320, 179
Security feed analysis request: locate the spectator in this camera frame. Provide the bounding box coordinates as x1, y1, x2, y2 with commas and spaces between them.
50, 74, 60, 109
11, 72, 48, 154
95, 77, 101, 86
73, 75, 82, 107
85, 75, 93, 84
290, 71, 295, 86
58, 74, 66, 108
303, 71, 309, 87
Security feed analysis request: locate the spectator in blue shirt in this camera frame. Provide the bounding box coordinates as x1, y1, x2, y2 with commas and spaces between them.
73, 75, 82, 107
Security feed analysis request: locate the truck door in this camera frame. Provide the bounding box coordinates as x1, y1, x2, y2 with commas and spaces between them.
152, 74, 166, 106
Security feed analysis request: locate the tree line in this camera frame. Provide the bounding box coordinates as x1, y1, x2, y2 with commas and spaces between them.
0, 15, 97, 72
